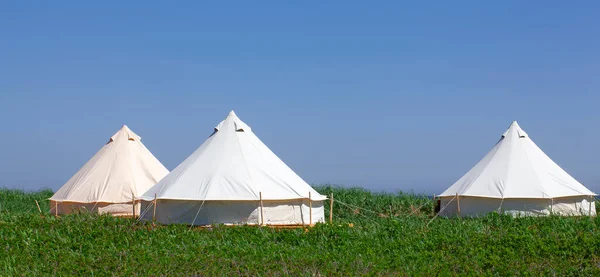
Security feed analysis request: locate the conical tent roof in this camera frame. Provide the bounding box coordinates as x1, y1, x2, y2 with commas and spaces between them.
440, 121, 595, 199
50, 125, 169, 203
141, 111, 326, 201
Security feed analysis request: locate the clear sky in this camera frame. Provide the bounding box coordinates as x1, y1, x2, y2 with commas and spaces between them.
0, 2, 599, 194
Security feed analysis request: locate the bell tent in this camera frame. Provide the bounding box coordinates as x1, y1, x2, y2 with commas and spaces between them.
140, 111, 326, 226
439, 121, 596, 217
50, 125, 169, 216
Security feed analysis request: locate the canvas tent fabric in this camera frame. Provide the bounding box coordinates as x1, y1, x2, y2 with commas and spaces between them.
50, 125, 169, 216
140, 111, 326, 226
439, 121, 596, 217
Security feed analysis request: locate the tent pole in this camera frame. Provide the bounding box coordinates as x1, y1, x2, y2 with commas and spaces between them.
35, 200, 42, 214
55, 201, 58, 216
329, 193, 334, 223
589, 195, 593, 217
456, 193, 461, 217
432, 194, 436, 217
550, 198, 554, 214
132, 195, 136, 219
153, 193, 157, 222
259, 192, 264, 226
309, 192, 312, 226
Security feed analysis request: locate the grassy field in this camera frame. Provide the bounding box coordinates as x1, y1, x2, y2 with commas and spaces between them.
1, 186, 600, 276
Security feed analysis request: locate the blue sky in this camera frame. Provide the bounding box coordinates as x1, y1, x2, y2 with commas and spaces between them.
0, 2, 599, 194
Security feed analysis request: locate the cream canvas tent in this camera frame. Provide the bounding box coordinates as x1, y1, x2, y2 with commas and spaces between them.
50, 125, 169, 216
439, 121, 596, 217
140, 111, 326, 226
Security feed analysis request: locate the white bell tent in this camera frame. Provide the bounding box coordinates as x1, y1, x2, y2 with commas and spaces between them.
439, 121, 596, 217
50, 125, 169, 216
140, 111, 326, 226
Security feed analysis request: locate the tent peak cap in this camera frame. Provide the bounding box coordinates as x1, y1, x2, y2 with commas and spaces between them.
214, 110, 251, 132
503, 120, 527, 138
111, 125, 141, 142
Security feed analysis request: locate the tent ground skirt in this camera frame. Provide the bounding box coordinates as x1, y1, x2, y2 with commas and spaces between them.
50, 200, 140, 217
140, 199, 325, 226
439, 196, 596, 217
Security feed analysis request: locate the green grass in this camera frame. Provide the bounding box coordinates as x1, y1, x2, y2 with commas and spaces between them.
0, 188, 53, 215
1, 186, 600, 276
